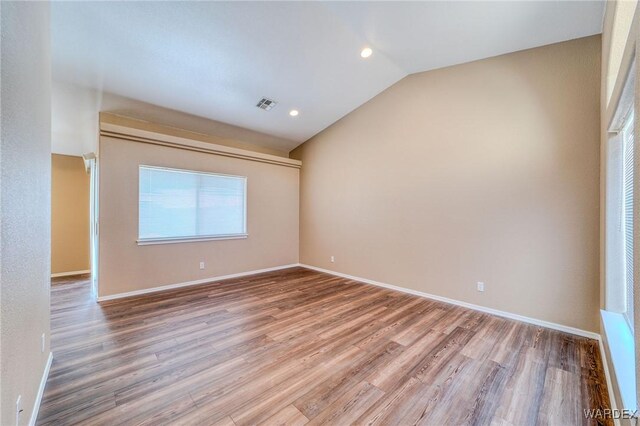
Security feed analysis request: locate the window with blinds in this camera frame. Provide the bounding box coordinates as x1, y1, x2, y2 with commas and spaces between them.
138, 166, 247, 243
622, 112, 635, 331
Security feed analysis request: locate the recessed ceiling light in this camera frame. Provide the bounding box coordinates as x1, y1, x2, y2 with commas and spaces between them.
360, 47, 373, 58
289, 109, 299, 117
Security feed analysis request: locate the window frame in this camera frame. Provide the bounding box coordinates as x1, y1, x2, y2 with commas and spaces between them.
137, 165, 248, 245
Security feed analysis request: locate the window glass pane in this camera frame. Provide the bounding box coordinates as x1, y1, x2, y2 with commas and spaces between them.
139, 166, 246, 240
196, 174, 245, 236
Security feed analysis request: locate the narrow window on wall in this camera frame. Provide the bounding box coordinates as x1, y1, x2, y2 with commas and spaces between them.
622, 111, 635, 331
138, 166, 247, 243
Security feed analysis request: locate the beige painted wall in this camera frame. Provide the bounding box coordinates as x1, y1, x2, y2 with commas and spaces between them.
98, 135, 299, 298
604, 0, 639, 105
292, 35, 601, 332
51, 154, 90, 274
0, 2, 52, 425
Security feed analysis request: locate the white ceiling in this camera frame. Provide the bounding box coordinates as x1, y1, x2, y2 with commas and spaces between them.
52, 1, 604, 153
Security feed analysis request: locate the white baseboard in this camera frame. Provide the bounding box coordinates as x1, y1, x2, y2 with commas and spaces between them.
97, 264, 300, 302
298, 263, 600, 340
29, 351, 52, 426
51, 270, 90, 278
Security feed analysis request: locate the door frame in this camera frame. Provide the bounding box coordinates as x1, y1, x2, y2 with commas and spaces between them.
84, 153, 99, 299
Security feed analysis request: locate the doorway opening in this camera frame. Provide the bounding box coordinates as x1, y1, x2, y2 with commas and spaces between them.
50, 152, 98, 298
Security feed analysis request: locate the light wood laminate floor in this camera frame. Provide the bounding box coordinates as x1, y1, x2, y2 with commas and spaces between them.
38, 267, 611, 425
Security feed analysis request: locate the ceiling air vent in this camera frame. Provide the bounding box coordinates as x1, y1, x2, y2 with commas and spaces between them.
256, 97, 277, 111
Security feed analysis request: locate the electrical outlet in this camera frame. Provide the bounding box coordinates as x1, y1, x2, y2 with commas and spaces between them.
330, 256, 335, 263
41, 333, 45, 353
477, 282, 485, 292
199, 262, 205, 270
16, 395, 23, 425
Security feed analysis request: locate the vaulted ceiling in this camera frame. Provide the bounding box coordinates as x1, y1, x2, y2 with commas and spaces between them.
52, 1, 604, 153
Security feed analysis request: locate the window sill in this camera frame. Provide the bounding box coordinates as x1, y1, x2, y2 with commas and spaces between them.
137, 234, 248, 246
601, 310, 637, 411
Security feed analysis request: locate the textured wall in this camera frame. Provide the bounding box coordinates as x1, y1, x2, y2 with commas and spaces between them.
604, 0, 638, 104
98, 135, 299, 297
292, 36, 601, 332
0, 2, 52, 425
51, 154, 90, 274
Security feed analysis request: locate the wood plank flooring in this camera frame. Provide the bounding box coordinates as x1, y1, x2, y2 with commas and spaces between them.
38, 267, 612, 425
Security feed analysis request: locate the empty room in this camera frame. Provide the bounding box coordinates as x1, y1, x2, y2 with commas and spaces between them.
1, 0, 639, 425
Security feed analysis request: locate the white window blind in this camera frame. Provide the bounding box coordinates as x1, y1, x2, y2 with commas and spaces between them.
138, 166, 247, 243
622, 112, 635, 331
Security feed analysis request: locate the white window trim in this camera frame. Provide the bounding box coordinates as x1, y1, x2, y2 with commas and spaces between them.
604, 54, 636, 413
606, 131, 626, 314
137, 234, 248, 246
138, 165, 248, 244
